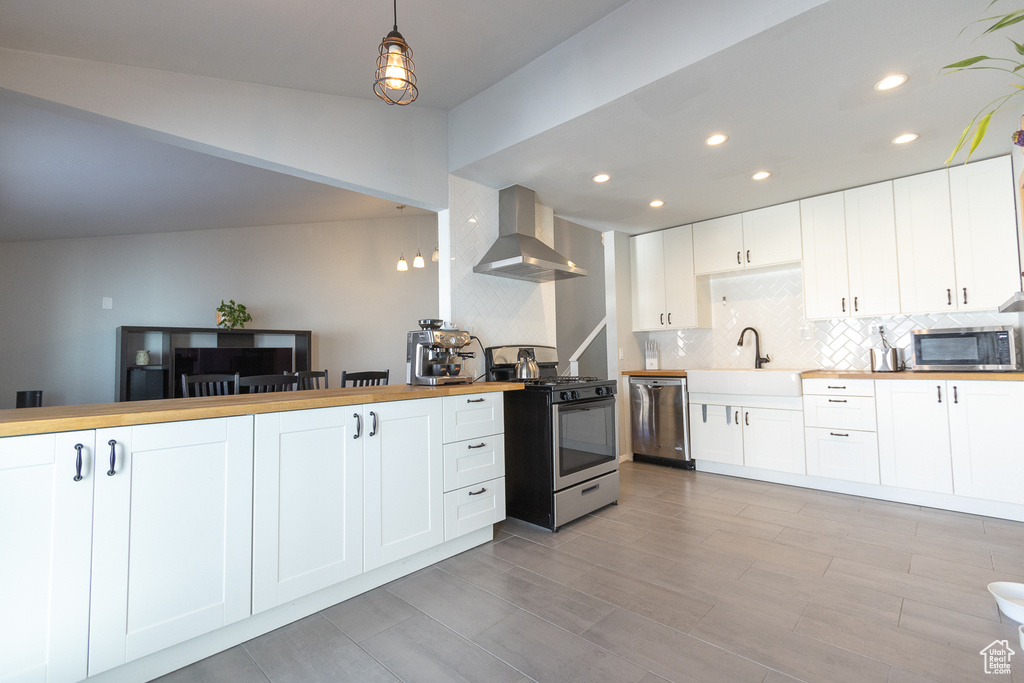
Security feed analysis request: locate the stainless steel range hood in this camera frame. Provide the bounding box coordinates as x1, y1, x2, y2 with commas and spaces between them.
999, 291, 1024, 313
473, 185, 587, 282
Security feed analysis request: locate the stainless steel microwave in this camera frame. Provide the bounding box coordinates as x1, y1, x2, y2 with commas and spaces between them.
910, 326, 1017, 371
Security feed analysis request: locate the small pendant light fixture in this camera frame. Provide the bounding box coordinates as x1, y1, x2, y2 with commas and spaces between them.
396, 204, 409, 271
413, 214, 425, 268
374, 0, 418, 106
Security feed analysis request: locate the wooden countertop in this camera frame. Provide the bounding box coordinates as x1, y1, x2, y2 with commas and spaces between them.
0, 383, 523, 438
621, 370, 688, 377
803, 370, 1024, 381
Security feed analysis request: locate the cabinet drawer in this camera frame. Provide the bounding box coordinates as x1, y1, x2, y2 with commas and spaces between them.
803, 378, 875, 397
443, 477, 505, 542
803, 395, 877, 431
442, 393, 504, 443
805, 427, 880, 484
443, 436, 505, 492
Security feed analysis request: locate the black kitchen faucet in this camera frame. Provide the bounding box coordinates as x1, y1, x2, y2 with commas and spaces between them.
737, 327, 770, 369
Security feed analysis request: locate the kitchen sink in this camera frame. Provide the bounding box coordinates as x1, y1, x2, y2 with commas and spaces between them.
685, 368, 807, 397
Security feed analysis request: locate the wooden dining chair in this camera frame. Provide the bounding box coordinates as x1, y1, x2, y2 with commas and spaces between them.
340, 370, 389, 387
294, 370, 328, 390
181, 373, 240, 397
238, 374, 300, 394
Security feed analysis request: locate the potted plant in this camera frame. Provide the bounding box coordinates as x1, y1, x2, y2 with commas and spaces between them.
943, 3, 1024, 162
216, 299, 252, 330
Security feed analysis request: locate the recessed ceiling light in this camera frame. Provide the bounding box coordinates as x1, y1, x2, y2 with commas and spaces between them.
892, 133, 919, 144
705, 134, 728, 146
751, 171, 772, 181
649, 200, 664, 208
875, 74, 908, 91
592, 173, 610, 183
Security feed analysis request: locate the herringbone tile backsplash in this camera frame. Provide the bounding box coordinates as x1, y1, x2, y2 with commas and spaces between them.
644, 264, 1022, 371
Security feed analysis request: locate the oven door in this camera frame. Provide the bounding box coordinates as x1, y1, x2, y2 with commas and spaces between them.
552, 396, 618, 490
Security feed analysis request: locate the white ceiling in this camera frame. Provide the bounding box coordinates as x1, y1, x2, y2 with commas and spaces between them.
0, 0, 1019, 240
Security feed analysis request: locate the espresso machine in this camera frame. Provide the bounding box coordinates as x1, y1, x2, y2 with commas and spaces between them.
406, 319, 475, 385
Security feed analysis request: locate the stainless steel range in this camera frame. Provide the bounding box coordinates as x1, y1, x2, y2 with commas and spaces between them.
486, 345, 619, 531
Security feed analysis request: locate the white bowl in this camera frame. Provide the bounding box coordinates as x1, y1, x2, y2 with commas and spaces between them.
1019, 624, 1024, 652
989, 582, 1024, 623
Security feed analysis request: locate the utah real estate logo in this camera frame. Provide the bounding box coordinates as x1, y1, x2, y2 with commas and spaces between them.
981, 640, 1015, 675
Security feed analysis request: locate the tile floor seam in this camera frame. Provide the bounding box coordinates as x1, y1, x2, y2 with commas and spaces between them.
234, 645, 273, 683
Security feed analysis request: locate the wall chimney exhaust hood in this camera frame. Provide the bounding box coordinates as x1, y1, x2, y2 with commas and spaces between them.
999, 291, 1024, 313
473, 185, 587, 283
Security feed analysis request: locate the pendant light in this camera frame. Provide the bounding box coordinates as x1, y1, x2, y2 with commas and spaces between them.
396, 205, 409, 271
413, 214, 425, 268
374, 0, 418, 106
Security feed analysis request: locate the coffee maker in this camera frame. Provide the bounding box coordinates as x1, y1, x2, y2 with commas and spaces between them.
406, 319, 475, 385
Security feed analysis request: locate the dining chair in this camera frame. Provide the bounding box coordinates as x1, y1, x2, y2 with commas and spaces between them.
238, 374, 300, 394
340, 370, 389, 387
181, 373, 240, 397
294, 370, 328, 390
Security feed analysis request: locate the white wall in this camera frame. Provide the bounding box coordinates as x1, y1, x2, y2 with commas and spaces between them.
0, 216, 438, 408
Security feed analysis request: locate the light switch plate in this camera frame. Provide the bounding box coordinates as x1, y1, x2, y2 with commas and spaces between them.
101, 297, 113, 310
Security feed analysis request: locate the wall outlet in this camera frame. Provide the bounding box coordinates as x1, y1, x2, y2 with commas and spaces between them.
799, 326, 812, 340
101, 297, 113, 310
618, 348, 624, 360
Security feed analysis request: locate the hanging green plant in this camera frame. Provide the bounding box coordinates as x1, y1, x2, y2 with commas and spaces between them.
942, 2, 1024, 163
216, 299, 252, 330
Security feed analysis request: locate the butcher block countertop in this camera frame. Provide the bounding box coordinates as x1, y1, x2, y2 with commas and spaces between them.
0, 382, 523, 438
621, 370, 687, 377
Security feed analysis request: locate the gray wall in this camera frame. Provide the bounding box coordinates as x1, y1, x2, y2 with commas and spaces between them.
554, 217, 606, 377
0, 216, 438, 408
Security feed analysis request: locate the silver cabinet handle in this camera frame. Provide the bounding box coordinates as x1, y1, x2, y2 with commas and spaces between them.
667, 312, 672, 325
468, 487, 487, 496
74, 443, 84, 482
353, 413, 362, 439
369, 411, 378, 436
107, 439, 117, 476
937, 385, 942, 403
467, 442, 486, 449
829, 432, 849, 437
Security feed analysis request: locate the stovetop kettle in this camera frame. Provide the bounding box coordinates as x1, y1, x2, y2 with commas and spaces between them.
515, 348, 540, 380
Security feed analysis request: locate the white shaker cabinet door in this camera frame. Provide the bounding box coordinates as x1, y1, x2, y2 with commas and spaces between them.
893, 169, 957, 314
663, 224, 702, 329
742, 201, 802, 269
89, 417, 254, 675
0, 432, 94, 683
742, 407, 805, 475
800, 191, 849, 319
947, 381, 1024, 504
688, 403, 743, 465
363, 398, 444, 571
875, 381, 953, 493
949, 155, 1022, 311
693, 214, 744, 274
253, 407, 363, 613
845, 181, 901, 316
630, 231, 667, 330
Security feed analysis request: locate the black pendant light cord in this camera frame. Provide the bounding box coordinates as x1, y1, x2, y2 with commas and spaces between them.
392, 0, 398, 31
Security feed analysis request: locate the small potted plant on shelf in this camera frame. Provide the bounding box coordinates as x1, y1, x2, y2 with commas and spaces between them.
216, 300, 253, 330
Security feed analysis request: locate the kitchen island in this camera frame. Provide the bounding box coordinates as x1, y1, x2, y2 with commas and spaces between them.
1, 382, 520, 683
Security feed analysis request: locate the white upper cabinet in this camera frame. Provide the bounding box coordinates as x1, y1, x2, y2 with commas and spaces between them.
948, 155, 1022, 310
630, 224, 709, 331
894, 157, 1020, 314
845, 181, 902, 317
894, 168, 957, 314
801, 191, 849, 319
694, 202, 801, 275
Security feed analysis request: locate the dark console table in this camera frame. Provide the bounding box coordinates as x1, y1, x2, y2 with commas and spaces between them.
116, 326, 312, 401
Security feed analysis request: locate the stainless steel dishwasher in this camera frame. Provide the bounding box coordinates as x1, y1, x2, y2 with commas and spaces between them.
629, 376, 692, 469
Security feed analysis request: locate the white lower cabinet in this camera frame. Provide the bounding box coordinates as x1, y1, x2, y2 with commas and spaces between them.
88, 417, 254, 675
442, 393, 506, 541
363, 398, 444, 571
444, 478, 506, 541
947, 381, 1024, 505
688, 403, 743, 466
803, 379, 879, 485
689, 398, 803, 474
0, 431, 95, 683
876, 381, 953, 494
253, 407, 363, 613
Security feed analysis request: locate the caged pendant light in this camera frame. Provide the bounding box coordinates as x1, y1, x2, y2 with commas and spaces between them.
374, 0, 418, 105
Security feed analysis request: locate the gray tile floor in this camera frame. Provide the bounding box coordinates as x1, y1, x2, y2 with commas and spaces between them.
157, 462, 1024, 682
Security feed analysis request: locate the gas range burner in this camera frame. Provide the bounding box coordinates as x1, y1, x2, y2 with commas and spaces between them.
523, 376, 599, 386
